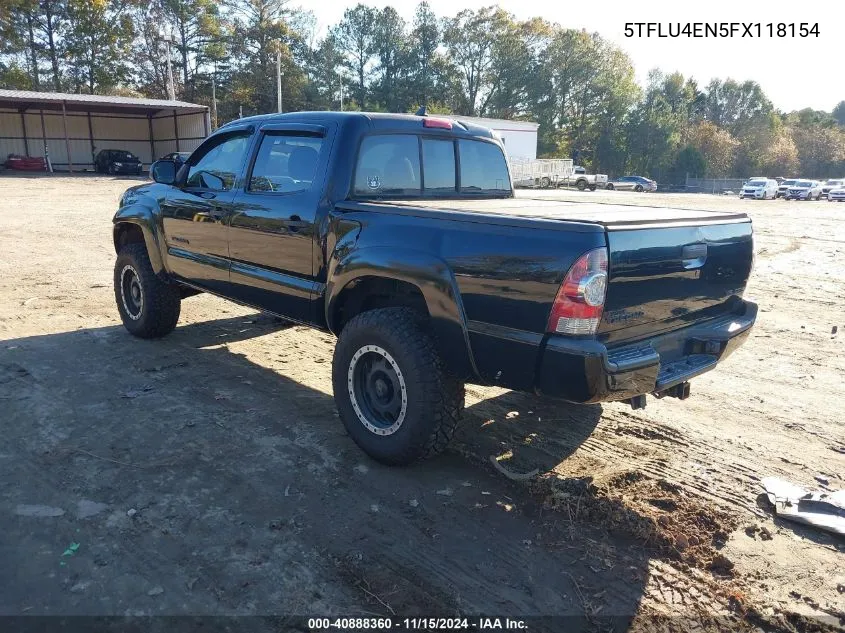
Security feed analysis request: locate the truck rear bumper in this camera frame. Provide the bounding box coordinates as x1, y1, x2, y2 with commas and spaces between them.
535, 300, 757, 403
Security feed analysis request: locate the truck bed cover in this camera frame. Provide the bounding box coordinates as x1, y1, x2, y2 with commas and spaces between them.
351, 195, 749, 231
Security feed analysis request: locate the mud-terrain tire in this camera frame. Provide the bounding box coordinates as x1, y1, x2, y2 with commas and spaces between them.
114, 243, 181, 338
332, 307, 464, 465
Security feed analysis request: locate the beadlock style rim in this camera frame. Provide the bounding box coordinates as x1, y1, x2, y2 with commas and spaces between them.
347, 345, 408, 436
120, 264, 143, 320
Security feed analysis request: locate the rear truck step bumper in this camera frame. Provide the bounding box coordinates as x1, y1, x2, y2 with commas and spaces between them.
535, 300, 757, 405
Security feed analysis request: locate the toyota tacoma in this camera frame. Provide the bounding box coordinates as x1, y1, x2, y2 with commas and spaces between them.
112, 112, 757, 465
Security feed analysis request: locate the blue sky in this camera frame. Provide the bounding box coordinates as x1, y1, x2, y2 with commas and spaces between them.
300, 0, 841, 112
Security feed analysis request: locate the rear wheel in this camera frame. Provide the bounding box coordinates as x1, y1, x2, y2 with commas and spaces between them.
114, 243, 181, 338
332, 307, 464, 465
108, 164, 116, 175
540, 176, 551, 189
605, 183, 614, 190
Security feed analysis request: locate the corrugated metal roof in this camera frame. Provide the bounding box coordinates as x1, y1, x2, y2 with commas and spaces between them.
0, 89, 208, 113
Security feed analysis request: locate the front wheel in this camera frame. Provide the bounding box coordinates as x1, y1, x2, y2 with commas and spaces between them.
332, 308, 464, 465
576, 180, 587, 191
606, 183, 614, 190
114, 243, 181, 338
634, 184, 644, 192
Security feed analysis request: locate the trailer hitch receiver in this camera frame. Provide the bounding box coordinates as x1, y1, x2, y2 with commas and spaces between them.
655, 381, 691, 400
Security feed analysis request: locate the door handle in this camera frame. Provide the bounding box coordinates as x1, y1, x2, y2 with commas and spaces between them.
288, 215, 303, 233
198, 191, 217, 199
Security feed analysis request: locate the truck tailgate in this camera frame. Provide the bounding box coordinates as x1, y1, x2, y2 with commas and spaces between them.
599, 221, 754, 344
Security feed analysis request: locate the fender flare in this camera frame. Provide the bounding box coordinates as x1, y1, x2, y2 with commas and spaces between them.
112, 205, 166, 276
325, 246, 479, 380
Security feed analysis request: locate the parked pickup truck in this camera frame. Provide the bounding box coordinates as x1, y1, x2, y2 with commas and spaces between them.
565, 166, 609, 191
112, 112, 757, 465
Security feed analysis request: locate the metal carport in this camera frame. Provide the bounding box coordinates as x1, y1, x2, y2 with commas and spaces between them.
0, 89, 210, 172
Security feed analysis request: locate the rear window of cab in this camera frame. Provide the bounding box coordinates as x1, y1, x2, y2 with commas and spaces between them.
353, 134, 510, 197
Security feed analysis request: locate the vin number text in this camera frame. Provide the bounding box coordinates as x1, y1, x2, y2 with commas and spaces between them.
624, 23, 820, 38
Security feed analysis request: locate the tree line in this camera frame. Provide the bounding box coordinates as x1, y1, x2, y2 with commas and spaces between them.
2, 0, 845, 181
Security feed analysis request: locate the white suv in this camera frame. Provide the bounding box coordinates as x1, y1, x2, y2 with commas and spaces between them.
785, 180, 823, 200
740, 178, 778, 199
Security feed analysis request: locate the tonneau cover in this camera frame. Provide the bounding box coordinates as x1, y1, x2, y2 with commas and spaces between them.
363, 196, 749, 230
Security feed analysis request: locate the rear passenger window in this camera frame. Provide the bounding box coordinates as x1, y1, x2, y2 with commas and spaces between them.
422, 138, 456, 193
354, 135, 420, 195
249, 134, 323, 193
458, 140, 510, 194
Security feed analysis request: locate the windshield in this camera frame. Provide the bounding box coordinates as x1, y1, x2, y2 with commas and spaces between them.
826, 179, 844, 186
747, 180, 767, 187
794, 181, 812, 187
781, 180, 797, 186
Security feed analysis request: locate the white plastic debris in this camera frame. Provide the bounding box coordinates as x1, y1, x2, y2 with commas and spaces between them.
761, 477, 845, 536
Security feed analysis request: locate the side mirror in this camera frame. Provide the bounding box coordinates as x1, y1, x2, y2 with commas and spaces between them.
150, 159, 178, 185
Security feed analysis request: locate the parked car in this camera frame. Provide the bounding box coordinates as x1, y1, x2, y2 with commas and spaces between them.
820, 178, 845, 199
95, 149, 143, 175
785, 180, 823, 200
739, 178, 779, 200
606, 176, 657, 192
828, 184, 845, 202
160, 151, 191, 165
112, 112, 756, 465
776, 179, 798, 198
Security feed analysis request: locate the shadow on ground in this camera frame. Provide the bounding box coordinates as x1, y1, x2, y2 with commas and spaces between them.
1, 313, 654, 628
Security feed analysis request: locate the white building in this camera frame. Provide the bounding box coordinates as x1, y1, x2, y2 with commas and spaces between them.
449, 116, 539, 161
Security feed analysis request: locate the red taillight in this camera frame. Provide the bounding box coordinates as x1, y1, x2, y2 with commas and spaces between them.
423, 118, 452, 129
547, 248, 608, 335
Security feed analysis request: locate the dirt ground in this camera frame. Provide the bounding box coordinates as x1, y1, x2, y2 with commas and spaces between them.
0, 173, 842, 630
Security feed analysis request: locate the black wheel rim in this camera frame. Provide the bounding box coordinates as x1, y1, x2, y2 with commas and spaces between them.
347, 345, 407, 436
120, 264, 143, 320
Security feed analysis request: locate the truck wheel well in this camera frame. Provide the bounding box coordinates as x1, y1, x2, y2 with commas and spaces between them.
333, 276, 428, 333
114, 223, 145, 253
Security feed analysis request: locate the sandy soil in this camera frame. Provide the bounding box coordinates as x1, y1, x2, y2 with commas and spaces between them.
0, 173, 842, 630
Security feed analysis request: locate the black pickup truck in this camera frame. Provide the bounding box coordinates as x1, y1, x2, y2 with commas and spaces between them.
112, 112, 756, 465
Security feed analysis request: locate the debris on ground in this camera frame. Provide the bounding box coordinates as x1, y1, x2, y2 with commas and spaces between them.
15, 504, 64, 517
489, 455, 538, 481
761, 477, 845, 536
147, 586, 164, 596
126, 508, 137, 517
436, 488, 453, 496
76, 500, 108, 519
61, 542, 80, 557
